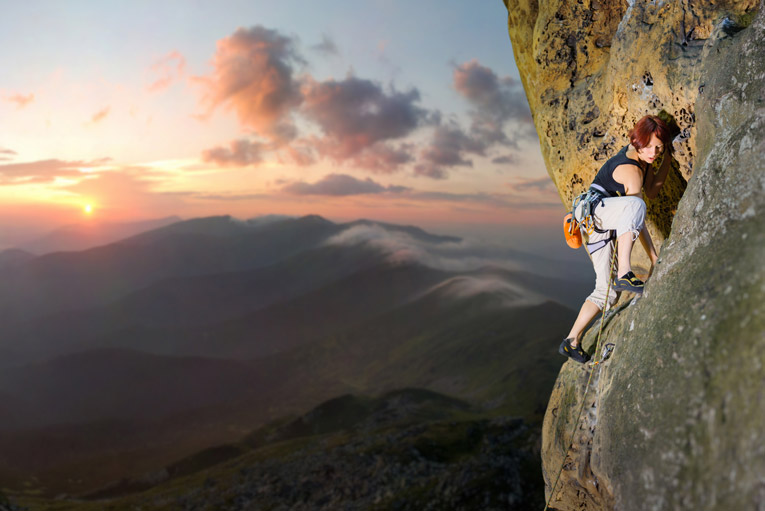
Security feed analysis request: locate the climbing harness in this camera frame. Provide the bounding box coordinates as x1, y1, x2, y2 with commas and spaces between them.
585, 228, 617, 255
542, 240, 618, 511
572, 186, 606, 235
565, 186, 617, 255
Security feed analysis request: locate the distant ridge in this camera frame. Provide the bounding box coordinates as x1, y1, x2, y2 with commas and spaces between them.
0, 248, 34, 269
19, 216, 181, 255
0, 215, 347, 324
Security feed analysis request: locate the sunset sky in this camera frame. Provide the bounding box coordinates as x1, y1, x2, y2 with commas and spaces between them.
0, 1, 564, 248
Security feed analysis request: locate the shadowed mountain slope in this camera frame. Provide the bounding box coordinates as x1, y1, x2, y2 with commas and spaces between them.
276, 293, 573, 419
15, 389, 546, 511
0, 248, 35, 269
104, 261, 452, 359
0, 349, 270, 427
0, 280, 575, 496
0, 243, 392, 365
0, 265, 575, 430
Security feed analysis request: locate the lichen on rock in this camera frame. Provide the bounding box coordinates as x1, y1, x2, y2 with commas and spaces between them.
505, 0, 765, 510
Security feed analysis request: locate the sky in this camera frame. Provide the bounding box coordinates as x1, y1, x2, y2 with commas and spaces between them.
0, 1, 566, 249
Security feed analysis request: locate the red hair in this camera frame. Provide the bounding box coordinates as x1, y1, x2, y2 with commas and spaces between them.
629, 115, 672, 153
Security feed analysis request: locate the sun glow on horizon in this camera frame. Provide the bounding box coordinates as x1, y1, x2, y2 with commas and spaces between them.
84, 204, 93, 215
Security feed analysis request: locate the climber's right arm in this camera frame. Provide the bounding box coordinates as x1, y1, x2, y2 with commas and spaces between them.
644, 147, 671, 199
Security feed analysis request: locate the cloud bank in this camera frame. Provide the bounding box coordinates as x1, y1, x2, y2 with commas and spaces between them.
282, 173, 409, 196
193, 26, 537, 182
323, 223, 522, 273
0, 148, 17, 162
0, 159, 107, 184
423, 275, 544, 308
198, 26, 305, 143
5, 93, 35, 108
202, 139, 265, 167
415, 123, 486, 179
302, 76, 427, 161
453, 59, 534, 145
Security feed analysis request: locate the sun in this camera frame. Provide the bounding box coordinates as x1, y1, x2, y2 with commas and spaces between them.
84, 204, 94, 215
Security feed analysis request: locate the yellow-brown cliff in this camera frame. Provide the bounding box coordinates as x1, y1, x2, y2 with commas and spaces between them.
504, 1, 765, 509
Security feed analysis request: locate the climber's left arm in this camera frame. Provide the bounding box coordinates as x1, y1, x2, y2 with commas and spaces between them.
643, 147, 672, 199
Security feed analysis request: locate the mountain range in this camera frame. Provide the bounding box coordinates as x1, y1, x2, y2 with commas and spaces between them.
0, 214, 588, 499
16, 216, 182, 255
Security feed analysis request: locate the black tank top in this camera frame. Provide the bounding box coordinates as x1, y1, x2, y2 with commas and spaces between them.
591, 146, 644, 197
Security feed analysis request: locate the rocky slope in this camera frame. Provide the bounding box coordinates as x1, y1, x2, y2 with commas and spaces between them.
14, 390, 546, 511
504, 0, 764, 510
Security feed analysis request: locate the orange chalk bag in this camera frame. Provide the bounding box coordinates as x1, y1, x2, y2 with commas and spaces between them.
563, 212, 582, 249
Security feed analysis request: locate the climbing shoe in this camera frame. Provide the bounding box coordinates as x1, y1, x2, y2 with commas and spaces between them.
559, 338, 591, 363
613, 271, 644, 294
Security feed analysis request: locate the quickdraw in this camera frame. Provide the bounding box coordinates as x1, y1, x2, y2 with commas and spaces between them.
595, 343, 615, 365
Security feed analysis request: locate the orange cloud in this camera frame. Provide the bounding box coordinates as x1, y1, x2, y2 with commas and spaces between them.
90, 107, 111, 124
282, 173, 409, 196
193, 26, 429, 175
202, 139, 265, 167
197, 26, 304, 143
189, 28, 538, 184
5, 92, 35, 108
0, 158, 108, 185
148, 51, 186, 92
0, 147, 17, 162
282, 144, 316, 167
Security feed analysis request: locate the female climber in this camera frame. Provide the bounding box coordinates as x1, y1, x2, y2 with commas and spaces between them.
559, 114, 673, 363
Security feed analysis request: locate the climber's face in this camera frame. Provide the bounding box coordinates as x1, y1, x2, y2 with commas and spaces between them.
637, 134, 664, 164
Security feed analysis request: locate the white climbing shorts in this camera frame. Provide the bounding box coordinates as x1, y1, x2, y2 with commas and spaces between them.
578, 195, 646, 310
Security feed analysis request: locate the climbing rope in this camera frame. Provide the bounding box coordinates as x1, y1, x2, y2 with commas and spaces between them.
542, 240, 618, 511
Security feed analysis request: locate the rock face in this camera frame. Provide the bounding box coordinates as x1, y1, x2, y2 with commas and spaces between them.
504, 1, 765, 510
505, 0, 757, 272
